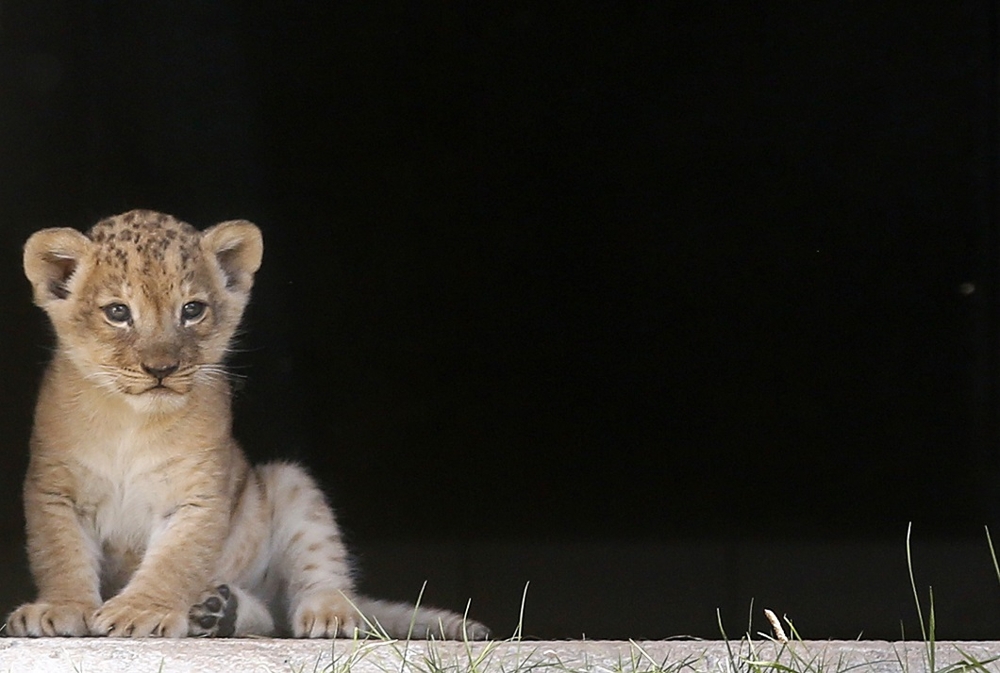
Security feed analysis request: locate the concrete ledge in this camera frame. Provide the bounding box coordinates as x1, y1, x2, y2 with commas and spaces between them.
2, 639, 1000, 673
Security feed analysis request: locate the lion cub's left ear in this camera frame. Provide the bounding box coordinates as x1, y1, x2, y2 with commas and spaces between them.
200, 220, 263, 294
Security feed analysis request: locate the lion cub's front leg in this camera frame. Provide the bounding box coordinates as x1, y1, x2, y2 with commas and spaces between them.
5, 477, 102, 637
88, 497, 228, 638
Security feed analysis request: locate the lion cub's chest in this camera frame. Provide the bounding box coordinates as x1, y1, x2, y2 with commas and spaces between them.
70, 425, 186, 553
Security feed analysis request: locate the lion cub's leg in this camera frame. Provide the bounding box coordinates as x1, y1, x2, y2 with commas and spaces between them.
188, 584, 275, 637
257, 462, 359, 638
5, 489, 103, 636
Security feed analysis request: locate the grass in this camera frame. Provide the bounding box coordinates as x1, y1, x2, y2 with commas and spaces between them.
716, 523, 1000, 673
288, 527, 1000, 673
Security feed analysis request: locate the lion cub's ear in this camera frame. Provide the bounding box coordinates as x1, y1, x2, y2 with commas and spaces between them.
200, 220, 264, 294
23, 228, 93, 307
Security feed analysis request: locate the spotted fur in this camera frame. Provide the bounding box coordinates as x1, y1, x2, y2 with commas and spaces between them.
5, 210, 488, 640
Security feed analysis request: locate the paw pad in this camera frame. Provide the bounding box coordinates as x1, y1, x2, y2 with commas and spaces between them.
189, 584, 237, 637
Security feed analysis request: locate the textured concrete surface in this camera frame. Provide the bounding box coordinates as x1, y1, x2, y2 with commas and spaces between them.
2, 639, 1000, 673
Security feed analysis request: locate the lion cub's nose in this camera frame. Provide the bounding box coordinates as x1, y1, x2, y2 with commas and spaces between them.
142, 362, 179, 381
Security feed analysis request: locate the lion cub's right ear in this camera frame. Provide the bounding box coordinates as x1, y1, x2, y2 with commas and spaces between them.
23, 228, 93, 308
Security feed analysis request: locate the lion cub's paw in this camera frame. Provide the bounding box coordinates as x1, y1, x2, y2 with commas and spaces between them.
188, 585, 238, 637
291, 590, 359, 638
5, 601, 96, 637
91, 595, 188, 637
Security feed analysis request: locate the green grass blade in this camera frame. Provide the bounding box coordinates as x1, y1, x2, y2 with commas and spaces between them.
906, 523, 928, 643
986, 526, 1000, 589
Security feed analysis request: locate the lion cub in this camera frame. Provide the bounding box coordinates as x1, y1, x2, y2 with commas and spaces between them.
6, 210, 488, 639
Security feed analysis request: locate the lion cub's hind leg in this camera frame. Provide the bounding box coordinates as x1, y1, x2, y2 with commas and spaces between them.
189, 585, 237, 637
257, 462, 359, 638
188, 584, 275, 637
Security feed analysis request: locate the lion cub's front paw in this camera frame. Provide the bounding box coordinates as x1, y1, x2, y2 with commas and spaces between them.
5, 601, 96, 637
188, 585, 238, 637
91, 594, 188, 637
291, 590, 359, 638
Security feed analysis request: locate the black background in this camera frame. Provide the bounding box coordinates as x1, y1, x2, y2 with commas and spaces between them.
2, 1, 1000, 639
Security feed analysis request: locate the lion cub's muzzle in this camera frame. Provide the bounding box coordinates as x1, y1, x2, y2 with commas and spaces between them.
142, 362, 179, 383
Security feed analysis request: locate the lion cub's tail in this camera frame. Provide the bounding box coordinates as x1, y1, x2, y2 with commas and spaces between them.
352, 596, 491, 641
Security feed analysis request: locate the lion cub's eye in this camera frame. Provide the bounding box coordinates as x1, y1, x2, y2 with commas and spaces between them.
181, 301, 208, 324
102, 303, 132, 325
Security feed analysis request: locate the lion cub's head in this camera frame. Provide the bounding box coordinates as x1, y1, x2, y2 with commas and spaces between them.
24, 210, 263, 411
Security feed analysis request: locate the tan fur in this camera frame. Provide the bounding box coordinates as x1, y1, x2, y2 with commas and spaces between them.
5, 210, 488, 640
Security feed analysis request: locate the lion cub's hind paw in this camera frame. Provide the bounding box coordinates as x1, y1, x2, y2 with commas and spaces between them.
292, 591, 359, 638
188, 585, 238, 637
